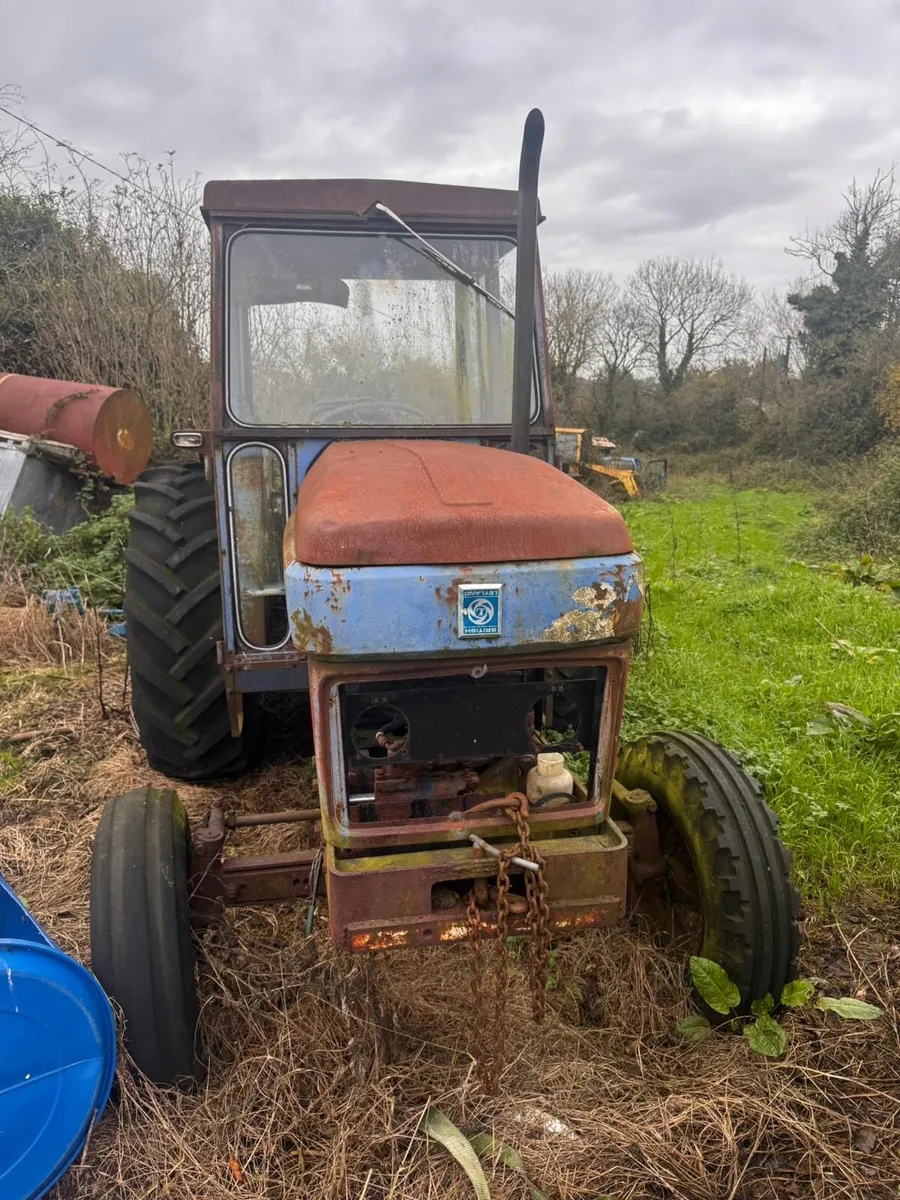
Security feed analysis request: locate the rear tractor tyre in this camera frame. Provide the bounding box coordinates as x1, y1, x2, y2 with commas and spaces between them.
615, 732, 799, 1016
90, 786, 201, 1087
126, 461, 247, 780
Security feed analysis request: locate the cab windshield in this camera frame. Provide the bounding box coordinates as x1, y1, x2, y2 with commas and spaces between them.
226, 229, 522, 426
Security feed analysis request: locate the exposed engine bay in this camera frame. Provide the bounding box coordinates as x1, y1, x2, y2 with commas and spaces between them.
339, 666, 605, 826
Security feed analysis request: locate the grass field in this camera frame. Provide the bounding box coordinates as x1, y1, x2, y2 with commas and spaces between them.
2, 479, 899, 1199
621, 486, 900, 900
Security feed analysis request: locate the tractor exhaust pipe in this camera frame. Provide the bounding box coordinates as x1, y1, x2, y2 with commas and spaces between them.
510, 108, 545, 455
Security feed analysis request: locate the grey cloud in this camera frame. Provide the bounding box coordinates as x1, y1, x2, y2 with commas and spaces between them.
579, 105, 888, 231
2, 0, 900, 290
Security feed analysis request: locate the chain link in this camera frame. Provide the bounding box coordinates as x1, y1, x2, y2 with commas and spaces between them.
512, 805, 552, 1023
492, 850, 511, 1091
465, 890, 489, 1080
467, 795, 552, 1092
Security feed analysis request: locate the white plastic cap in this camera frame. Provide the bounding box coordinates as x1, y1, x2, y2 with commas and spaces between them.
537, 751, 564, 774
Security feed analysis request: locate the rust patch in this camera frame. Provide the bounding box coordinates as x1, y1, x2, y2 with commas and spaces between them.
290, 608, 334, 655
350, 929, 409, 951
541, 582, 618, 643
438, 921, 473, 943
551, 909, 609, 931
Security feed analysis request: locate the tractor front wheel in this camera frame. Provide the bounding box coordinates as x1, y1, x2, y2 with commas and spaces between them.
90, 786, 201, 1086
614, 732, 799, 1015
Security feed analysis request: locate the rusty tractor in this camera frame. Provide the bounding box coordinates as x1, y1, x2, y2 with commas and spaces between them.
89, 110, 798, 1086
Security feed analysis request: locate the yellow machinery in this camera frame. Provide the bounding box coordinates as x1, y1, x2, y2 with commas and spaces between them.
554, 427, 642, 501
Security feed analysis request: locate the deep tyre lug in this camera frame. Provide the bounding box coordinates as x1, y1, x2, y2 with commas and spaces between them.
616, 731, 800, 1016
125, 462, 248, 781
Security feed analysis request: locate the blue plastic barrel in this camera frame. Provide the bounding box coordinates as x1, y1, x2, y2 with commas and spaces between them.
0, 875, 116, 1200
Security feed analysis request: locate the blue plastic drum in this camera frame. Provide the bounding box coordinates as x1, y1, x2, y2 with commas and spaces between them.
0, 875, 116, 1200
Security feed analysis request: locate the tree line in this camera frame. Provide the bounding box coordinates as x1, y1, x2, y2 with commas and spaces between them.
1, 86, 899, 464
545, 172, 900, 461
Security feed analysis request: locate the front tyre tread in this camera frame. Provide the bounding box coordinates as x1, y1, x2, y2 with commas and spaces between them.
90, 786, 201, 1086
616, 732, 800, 1014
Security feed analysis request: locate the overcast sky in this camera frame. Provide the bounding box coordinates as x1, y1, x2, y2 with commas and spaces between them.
2, 0, 899, 293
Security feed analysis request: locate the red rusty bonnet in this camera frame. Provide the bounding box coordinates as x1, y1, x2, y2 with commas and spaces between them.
291, 440, 634, 567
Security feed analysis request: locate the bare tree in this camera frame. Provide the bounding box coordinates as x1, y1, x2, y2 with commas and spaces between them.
626, 256, 754, 394
29, 154, 209, 450
0, 85, 33, 183
756, 287, 806, 372
543, 268, 615, 409
788, 169, 900, 279
594, 297, 643, 421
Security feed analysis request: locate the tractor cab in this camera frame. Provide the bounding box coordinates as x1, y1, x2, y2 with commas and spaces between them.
209, 176, 561, 653
90, 112, 797, 1088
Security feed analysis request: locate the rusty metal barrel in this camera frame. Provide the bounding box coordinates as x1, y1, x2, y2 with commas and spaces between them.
0, 374, 152, 483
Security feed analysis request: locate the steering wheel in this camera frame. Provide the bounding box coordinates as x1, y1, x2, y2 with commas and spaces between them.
309, 397, 428, 425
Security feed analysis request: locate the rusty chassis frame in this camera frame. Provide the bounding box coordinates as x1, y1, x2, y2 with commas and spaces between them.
187, 643, 669, 952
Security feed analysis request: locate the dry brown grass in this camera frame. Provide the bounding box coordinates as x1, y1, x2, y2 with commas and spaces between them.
1, 648, 899, 1200
0, 597, 101, 669
0, 567, 29, 608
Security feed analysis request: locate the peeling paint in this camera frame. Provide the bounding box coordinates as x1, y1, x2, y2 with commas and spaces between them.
287, 553, 644, 657
541, 581, 619, 644
634, 562, 647, 599
290, 608, 334, 655
574, 583, 615, 609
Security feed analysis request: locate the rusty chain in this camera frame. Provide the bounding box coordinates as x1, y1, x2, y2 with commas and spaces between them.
467, 794, 551, 1092
492, 850, 511, 1091
512, 804, 552, 1023
464, 890, 488, 1079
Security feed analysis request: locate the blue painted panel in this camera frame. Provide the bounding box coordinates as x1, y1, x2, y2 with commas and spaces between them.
213, 450, 237, 652
285, 553, 643, 658
599, 455, 640, 471
294, 438, 332, 485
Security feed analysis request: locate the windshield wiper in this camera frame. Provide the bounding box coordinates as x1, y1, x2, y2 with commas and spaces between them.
374, 202, 515, 319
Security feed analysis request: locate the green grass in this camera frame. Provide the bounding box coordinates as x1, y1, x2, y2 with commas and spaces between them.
0, 747, 24, 790
621, 486, 900, 901
0, 493, 132, 608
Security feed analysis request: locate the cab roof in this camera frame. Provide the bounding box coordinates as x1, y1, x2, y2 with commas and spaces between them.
202, 178, 543, 226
